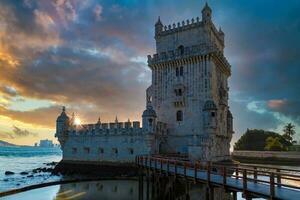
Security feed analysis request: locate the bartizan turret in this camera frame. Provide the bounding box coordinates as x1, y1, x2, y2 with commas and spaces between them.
142, 103, 157, 133
56, 106, 70, 147
202, 2, 212, 24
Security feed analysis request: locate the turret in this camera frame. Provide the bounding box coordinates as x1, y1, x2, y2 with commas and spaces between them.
202, 2, 212, 24
203, 100, 217, 129
155, 16, 163, 36
142, 105, 157, 133
56, 106, 70, 147
227, 109, 233, 134
219, 27, 224, 41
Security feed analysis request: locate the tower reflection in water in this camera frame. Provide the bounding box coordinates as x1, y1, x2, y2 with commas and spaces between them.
53, 178, 233, 200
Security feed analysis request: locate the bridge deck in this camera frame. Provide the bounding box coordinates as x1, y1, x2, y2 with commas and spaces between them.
137, 156, 300, 200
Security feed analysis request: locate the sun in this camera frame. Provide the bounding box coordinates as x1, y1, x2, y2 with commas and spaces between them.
74, 117, 81, 125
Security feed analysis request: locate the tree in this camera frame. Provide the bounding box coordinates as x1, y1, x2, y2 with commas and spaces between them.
264, 137, 285, 151
282, 123, 296, 144
234, 129, 290, 151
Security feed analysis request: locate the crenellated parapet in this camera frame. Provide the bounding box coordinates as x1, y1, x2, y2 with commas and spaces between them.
157, 17, 202, 36
67, 121, 145, 136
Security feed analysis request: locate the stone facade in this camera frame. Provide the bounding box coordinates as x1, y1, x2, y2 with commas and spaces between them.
55, 3, 234, 163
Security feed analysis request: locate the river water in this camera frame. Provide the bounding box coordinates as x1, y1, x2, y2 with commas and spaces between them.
0, 146, 62, 192
0, 146, 299, 199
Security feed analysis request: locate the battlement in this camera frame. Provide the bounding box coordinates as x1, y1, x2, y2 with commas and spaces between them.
66, 121, 144, 136
147, 43, 231, 70
159, 17, 203, 36
80, 121, 141, 130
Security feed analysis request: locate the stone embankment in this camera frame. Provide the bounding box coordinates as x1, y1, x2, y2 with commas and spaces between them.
232, 151, 300, 165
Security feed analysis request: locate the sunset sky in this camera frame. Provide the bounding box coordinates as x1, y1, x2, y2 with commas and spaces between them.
0, 0, 299, 146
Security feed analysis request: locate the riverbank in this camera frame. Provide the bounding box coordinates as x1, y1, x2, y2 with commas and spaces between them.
232, 150, 300, 166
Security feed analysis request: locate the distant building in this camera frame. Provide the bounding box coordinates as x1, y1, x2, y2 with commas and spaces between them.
39, 139, 54, 148
56, 3, 233, 164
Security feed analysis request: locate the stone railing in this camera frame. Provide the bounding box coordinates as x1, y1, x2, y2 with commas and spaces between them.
147, 43, 230, 69
147, 43, 217, 65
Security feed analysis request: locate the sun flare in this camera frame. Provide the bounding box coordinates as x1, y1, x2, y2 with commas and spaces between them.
74, 117, 81, 125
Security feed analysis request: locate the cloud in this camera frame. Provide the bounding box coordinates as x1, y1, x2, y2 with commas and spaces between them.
1, 86, 18, 97
0, 0, 300, 147
0, 126, 37, 139
0, 132, 14, 139
12, 125, 38, 137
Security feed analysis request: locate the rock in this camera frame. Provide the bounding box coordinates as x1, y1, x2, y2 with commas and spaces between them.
5, 171, 14, 175
51, 171, 59, 176
45, 162, 57, 166
3, 179, 9, 181
27, 175, 34, 178
20, 171, 29, 175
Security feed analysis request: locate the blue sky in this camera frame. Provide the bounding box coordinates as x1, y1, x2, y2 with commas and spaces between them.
0, 0, 299, 145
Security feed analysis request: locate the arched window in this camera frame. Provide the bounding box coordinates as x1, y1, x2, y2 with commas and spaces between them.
178, 45, 184, 55
148, 118, 153, 127
180, 66, 184, 76
176, 110, 183, 121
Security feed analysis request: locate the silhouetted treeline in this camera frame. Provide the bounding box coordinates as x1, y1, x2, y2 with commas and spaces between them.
234, 129, 292, 151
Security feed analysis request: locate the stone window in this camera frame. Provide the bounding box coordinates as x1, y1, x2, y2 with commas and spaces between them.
211, 112, 215, 117
72, 147, 77, 154
176, 67, 184, 77
148, 118, 153, 127
128, 148, 134, 154
99, 148, 104, 154
178, 45, 184, 55
176, 110, 183, 121
112, 148, 118, 154
84, 147, 90, 154
180, 66, 184, 76
174, 89, 183, 96
178, 89, 182, 96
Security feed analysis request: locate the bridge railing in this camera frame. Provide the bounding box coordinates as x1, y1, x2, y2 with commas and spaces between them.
136, 155, 300, 198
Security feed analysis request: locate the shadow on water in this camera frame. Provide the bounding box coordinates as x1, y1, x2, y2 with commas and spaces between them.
2, 177, 239, 200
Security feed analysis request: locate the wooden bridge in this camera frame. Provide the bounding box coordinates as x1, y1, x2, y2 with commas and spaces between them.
136, 155, 300, 200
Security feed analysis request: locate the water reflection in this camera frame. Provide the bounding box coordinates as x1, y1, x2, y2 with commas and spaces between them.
3, 179, 238, 200
55, 180, 140, 200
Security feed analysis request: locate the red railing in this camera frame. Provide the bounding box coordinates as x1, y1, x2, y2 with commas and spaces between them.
136, 155, 300, 199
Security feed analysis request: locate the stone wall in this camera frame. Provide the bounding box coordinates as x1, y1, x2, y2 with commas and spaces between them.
232, 151, 300, 159
62, 133, 154, 163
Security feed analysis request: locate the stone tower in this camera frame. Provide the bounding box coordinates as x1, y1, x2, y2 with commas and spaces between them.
146, 3, 233, 161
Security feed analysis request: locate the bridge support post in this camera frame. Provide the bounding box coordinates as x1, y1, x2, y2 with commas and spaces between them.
254, 167, 257, 183
151, 173, 155, 199
146, 170, 150, 200
243, 169, 247, 198
185, 181, 190, 200
232, 191, 237, 200
207, 162, 211, 184
276, 168, 281, 188
206, 186, 214, 200
270, 172, 275, 199
138, 170, 144, 200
